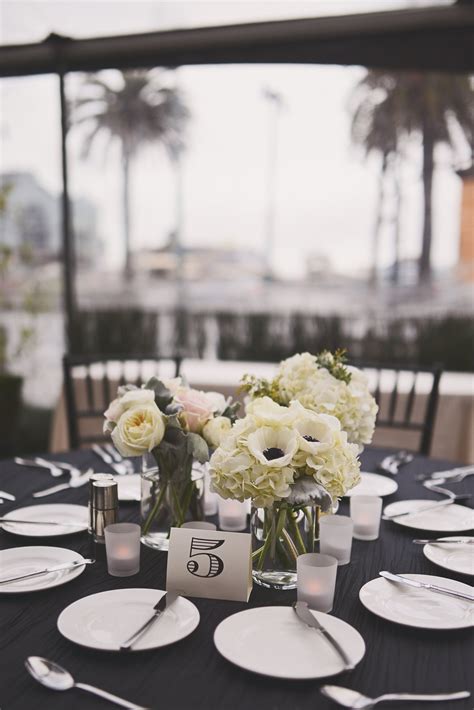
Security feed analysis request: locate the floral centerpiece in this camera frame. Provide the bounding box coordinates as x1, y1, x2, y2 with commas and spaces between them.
241, 350, 378, 448
209, 396, 361, 589
104, 376, 239, 550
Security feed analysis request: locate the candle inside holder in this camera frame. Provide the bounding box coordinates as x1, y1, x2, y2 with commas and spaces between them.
350, 495, 383, 541
104, 523, 140, 577
181, 521, 217, 530
218, 497, 248, 531
319, 515, 353, 565
297, 553, 338, 613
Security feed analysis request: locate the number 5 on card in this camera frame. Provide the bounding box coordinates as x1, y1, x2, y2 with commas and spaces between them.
166, 527, 252, 602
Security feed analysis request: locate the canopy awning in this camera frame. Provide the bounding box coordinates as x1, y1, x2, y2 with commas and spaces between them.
0, 5, 473, 78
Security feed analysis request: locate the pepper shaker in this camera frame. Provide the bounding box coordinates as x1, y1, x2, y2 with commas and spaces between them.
89, 473, 118, 543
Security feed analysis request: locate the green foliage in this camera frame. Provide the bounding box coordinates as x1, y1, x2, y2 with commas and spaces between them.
315, 349, 352, 384
239, 373, 283, 402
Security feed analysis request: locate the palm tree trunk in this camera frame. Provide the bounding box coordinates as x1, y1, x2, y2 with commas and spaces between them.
122, 145, 132, 281
371, 155, 387, 286
419, 123, 435, 283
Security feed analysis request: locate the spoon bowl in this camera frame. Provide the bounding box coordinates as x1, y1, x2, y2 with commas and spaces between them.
25, 656, 74, 691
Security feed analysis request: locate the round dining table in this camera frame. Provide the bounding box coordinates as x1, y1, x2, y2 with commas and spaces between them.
0, 446, 472, 710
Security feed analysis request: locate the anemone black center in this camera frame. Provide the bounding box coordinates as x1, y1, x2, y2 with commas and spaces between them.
263, 447, 285, 461
303, 435, 320, 443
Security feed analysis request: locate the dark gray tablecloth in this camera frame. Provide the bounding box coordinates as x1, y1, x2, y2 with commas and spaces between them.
0, 447, 473, 710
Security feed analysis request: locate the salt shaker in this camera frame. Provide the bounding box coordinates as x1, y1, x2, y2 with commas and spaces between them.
89, 473, 118, 543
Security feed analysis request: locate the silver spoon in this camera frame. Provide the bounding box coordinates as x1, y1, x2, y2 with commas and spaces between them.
320, 685, 470, 709
25, 656, 149, 710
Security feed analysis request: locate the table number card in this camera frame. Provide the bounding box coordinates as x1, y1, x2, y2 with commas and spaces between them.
166, 527, 252, 602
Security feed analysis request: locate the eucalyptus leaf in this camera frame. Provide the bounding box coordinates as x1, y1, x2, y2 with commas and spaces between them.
187, 432, 210, 464
145, 376, 174, 411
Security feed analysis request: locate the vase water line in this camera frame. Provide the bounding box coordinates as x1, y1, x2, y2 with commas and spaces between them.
251, 501, 321, 590
140, 452, 204, 551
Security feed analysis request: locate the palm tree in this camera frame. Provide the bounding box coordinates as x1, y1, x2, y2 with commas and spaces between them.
350, 71, 474, 283
72, 70, 190, 280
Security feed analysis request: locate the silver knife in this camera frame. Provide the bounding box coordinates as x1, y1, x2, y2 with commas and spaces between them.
412, 537, 474, 545
0, 491, 16, 501
0, 558, 95, 585
292, 601, 354, 670
120, 592, 179, 651
383, 498, 454, 520
33, 470, 92, 498
379, 571, 474, 602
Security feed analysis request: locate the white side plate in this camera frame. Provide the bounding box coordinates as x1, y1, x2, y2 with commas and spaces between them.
58, 588, 200, 651
359, 574, 474, 629
383, 500, 474, 532
0, 546, 86, 593
345, 472, 398, 498
214, 606, 365, 679
0, 504, 89, 537
423, 537, 474, 577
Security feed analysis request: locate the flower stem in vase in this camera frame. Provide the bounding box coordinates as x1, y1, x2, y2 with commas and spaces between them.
142, 478, 169, 536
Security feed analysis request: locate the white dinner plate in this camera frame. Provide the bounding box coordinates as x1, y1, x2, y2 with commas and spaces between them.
383, 500, 474, 532
0, 546, 86, 593
0, 504, 88, 537
359, 574, 474, 630
214, 606, 365, 679
345, 472, 398, 498
423, 537, 474, 577
57, 589, 200, 651
114, 474, 141, 502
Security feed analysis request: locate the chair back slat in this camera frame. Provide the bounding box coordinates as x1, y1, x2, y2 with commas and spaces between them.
353, 360, 443, 455
63, 354, 181, 449
404, 372, 417, 424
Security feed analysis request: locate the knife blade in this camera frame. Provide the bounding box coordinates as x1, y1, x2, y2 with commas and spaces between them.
383, 498, 454, 520
0, 491, 16, 501
413, 538, 474, 545
379, 571, 474, 602
0, 558, 95, 585
292, 601, 354, 670
120, 592, 179, 651
33, 470, 92, 498
0, 517, 88, 527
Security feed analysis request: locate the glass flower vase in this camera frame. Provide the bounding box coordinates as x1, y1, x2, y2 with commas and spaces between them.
251, 501, 321, 590
141, 452, 204, 551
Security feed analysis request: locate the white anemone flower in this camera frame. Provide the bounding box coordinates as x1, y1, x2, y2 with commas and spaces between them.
247, 426, 298, 468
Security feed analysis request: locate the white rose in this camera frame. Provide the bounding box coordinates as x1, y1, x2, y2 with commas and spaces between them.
204, 391, 229, 415
202, 416, 232, 448
111, 402, 165, 457
104, 388, 156, 425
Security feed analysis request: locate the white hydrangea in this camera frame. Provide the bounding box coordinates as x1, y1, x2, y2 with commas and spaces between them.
275, 353, 378, 447
209, 397, 360, 507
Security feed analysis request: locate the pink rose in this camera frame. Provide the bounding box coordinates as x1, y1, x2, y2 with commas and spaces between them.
174, 387, 215, 433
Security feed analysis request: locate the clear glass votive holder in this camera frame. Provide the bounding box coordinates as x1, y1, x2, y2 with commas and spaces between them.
319, 515, 354, 565
104, 523, 141, 577
202, 464, 218, 516
297, 553, 338, 613
181, 521, 217, 530
350, 495, 383, 541
218, 497, 248, 531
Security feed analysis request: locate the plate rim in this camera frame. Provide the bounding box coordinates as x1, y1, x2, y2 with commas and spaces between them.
345, 472, 398, 498
0, 503, 89, 537
0, 545, 85, 594
423, 536, 474, 577
359, 573, 474, 630
213, 605, 365, 680
57, 587, 200, 652
383, 499, 474, 532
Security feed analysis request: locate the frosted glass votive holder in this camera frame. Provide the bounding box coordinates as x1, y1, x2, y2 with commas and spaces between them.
218, 497, 248, 531
319, 515, 354, 565
350, 495, 383, 540
181, 521, 217, 530
104, 523, 140, 577
203, 465, 218, 516
297, 553, 338, 613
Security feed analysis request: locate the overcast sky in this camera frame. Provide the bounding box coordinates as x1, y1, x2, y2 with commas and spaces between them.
0, 0, 465, 278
